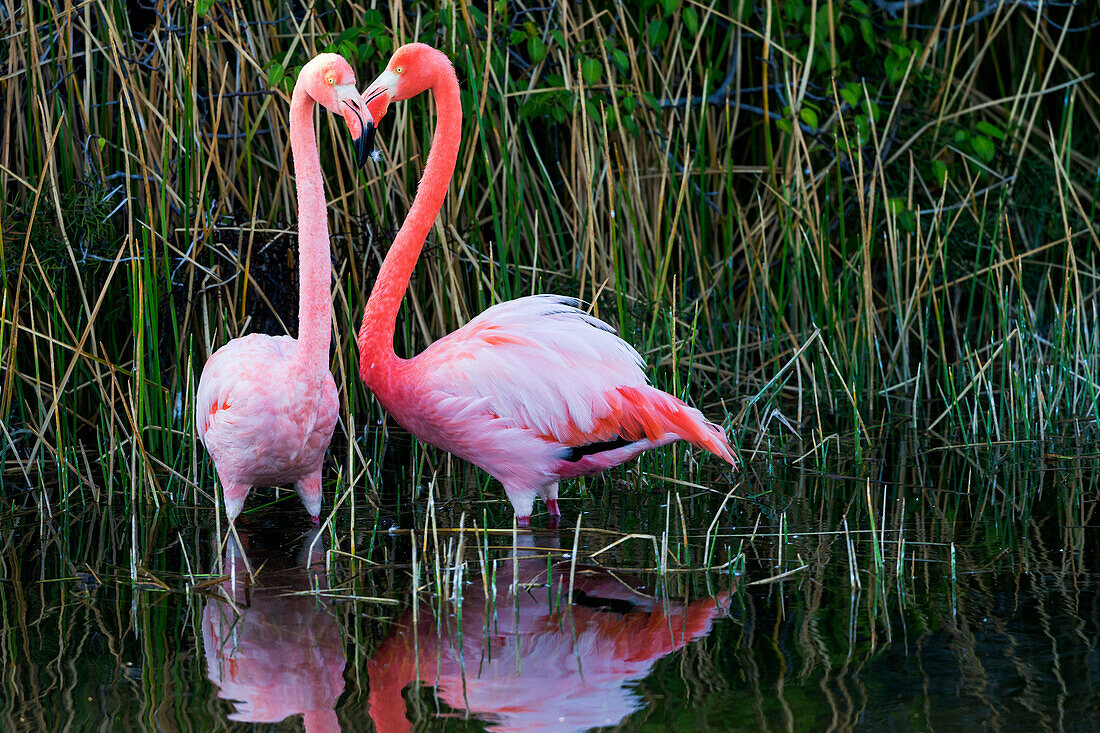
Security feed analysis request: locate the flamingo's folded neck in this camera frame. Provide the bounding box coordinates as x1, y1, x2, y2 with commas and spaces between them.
288, 85, 332, 386
358, 51, 462, 388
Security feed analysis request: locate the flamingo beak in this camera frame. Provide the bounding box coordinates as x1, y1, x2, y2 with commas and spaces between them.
361, 69, 398, 126
337, 84, 375, 168
349, 107, 376, 168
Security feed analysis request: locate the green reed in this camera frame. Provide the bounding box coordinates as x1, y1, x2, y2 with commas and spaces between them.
0, 0, 1097, 536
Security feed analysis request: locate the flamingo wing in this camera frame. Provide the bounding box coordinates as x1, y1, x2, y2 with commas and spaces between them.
412, 295, 732, 461
412, 296, 643, 439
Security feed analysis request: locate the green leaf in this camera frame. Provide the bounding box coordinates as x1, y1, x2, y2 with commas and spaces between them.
930, 159, 948, 185
855, 114, 869, 143
509, 30, 527, 45
197, 0, 216, 16
790, 0, 806, 24
528, 37, 547, 63
642, 91, 660, 110
777, 119, 793, 134
519, 96, 547, 121
683, 7, 699, 35
334, 27, 361, 46
888, 197, 907, 216
612, 49, 629, 73
624, 117, 640, 136
647, 20, 669, 46
799, 107, 819, 129
884, 55, 902, 84
581, 58, 602, 84
604, 105, 619, 130
976, 120, 1006, 140
837, 24, 853, 47
376, 36, 392, 55
840, 84, 860, 108
266, 62, 284, 88
859, 18, 873, 46
851, 0, 869, 14
971, 135, 996, 162
817, 17, 830, 44
660, 0, 680, 15
621, 94, 636, 113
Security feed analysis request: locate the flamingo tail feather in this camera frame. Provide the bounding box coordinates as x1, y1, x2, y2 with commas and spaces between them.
616, 386, 737, 468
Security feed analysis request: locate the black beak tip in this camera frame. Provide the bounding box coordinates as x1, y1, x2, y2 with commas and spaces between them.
345, 101, 375, 169
354, 129, 369, 168
357, 122, 376, 168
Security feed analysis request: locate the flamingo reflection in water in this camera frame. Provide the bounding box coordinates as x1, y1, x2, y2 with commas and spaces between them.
201, 529, 344, 733
368, 533, 732, 732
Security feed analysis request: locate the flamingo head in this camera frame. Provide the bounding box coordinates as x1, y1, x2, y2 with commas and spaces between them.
300, 53, 376, 168
360, 43, 452, 126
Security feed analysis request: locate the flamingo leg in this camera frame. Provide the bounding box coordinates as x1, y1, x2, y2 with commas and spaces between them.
543, 483, 561, 527
516, 515, 531, 528
221, 479, 250, 522
295, 469, 324, 521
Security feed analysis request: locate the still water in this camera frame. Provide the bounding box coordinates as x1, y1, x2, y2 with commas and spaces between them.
4, 449, 1100, 731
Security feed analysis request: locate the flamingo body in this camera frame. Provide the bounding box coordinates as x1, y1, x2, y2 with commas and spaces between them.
196, 334, 339, 518
357, 44, 736, 525
196, 53, 371, 522
368, 295, 733, 520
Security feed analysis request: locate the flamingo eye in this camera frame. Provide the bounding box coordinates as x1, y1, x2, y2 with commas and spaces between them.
326, 75, 335, 86
395, 66, 403, 74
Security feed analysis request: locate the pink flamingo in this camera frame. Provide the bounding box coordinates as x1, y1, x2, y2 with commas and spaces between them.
357, 44, 736, 526
197, 54, 374, 523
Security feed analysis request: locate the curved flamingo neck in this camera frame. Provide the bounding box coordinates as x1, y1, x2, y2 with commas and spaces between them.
288, 81, 332, 381
358, 58, 461, 386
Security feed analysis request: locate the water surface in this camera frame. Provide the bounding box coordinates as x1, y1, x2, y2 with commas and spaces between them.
4, 446, 1099, 731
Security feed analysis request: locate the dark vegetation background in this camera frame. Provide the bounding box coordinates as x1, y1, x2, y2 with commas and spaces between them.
1, 0, 1098, 507
5, 4, 1100, 729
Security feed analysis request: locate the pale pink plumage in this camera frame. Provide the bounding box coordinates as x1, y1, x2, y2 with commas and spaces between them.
197, 334, 339, 519
197, 54, 370, 522
357, 44, 736, 526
